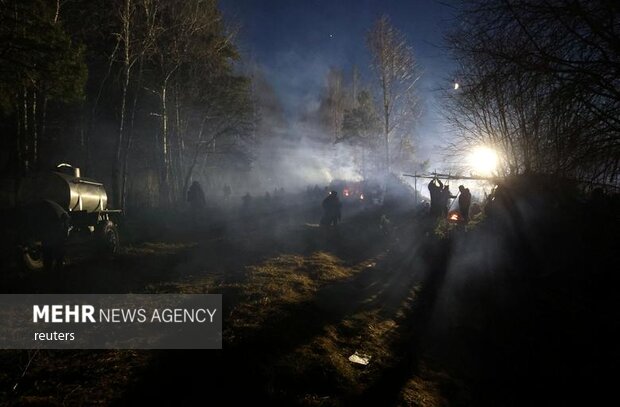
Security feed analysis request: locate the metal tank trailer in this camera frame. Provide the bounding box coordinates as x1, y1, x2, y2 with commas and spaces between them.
0, 163, 120, 270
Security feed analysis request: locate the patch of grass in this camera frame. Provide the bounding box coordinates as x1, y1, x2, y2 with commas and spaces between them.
0, 350, 151, 406
122, 242, 196, 256
301, 252, 352, 282
398, 363, 467, 407
273, 306, 409, 403
229, 252, 358, 336
144, 275, 219, 294
399, 375, 445, 407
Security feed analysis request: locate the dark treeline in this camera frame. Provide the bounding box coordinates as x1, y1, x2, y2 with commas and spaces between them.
0, 0, 255, 210
445, 0, 619, 186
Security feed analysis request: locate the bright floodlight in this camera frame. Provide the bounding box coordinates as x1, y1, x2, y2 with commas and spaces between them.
468, 146, 498, 175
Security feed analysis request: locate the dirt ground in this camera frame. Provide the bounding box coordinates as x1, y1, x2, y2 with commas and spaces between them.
0, 199, 617, 406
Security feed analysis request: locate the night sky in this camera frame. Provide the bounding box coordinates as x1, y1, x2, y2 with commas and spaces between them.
220, 0, 457, 162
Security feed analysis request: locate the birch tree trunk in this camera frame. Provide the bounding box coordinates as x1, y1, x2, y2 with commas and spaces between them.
114, 0, 133, 209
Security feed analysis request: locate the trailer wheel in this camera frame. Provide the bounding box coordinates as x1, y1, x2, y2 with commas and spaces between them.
22, 242, 44, 271
96, 220, 119, 256
16, 200, 69, 272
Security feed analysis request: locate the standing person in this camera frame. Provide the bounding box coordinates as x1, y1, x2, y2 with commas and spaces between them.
239, 192, 253, 229
458, 185, 472, 222
321, 191, 342, 226
312, 185, 321, 199
428, 177, 443, 218
241, 192, 252, 211
263, 191, 272, 212
441, 184, 456, 217
223, 184, 232, 202
187, 181, 206, 214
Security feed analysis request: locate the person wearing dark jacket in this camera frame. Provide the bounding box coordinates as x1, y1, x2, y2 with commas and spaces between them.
187, 181, 206, 215
321, 191, 342, 226
458, 185, 472, 222
441, 184, 456, 217
222, 184, 232, 202
187, 181, 207, 227
428, 178, 443, 218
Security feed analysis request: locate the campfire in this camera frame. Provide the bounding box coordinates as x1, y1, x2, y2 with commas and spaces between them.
448, 210, 461, 222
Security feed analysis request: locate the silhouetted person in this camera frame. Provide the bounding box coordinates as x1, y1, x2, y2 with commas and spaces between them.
486, 184, 509, 216
321, 190, 342, 226
458, 185, 472, 222
428, 178, 443, 218
241, 192, 252, 211
470, 202, 482, 218
273, 188, 286, 212
263, 191, 272, 210
312, 184, 321, 199
187, 181, 206, 212
441, 184, 456, 217
223, 184, 232, 202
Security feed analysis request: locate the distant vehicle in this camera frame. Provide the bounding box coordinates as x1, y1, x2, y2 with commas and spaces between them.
0, 164, 120, 271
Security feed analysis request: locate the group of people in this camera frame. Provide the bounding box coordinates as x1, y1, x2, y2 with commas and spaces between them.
188, 180, 293, 216
187, 180, 236, 210
189, 177, 473, 227
428, 178, 453, 218
321, 178, 474, 227
428, 177, 472, 222
321, 178, 474, 228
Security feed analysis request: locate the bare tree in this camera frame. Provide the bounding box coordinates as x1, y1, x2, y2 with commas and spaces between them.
113, 0, 159, 210
367, 15, 421, 176
341, 90, 382, 178
446, 0, 620, 185
145, 0, 240, 205
180, 74, 255, 200
326, 67, 345, 142
0, 0, 85, 173
315, 67, 347, 143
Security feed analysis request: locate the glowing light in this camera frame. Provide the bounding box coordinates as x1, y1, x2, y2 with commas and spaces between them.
454, 82, 459, 90
468, 146, 498, 175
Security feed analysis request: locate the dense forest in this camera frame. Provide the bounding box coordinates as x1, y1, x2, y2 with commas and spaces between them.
1, 1, 433, 214
1, 0, 256, 211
